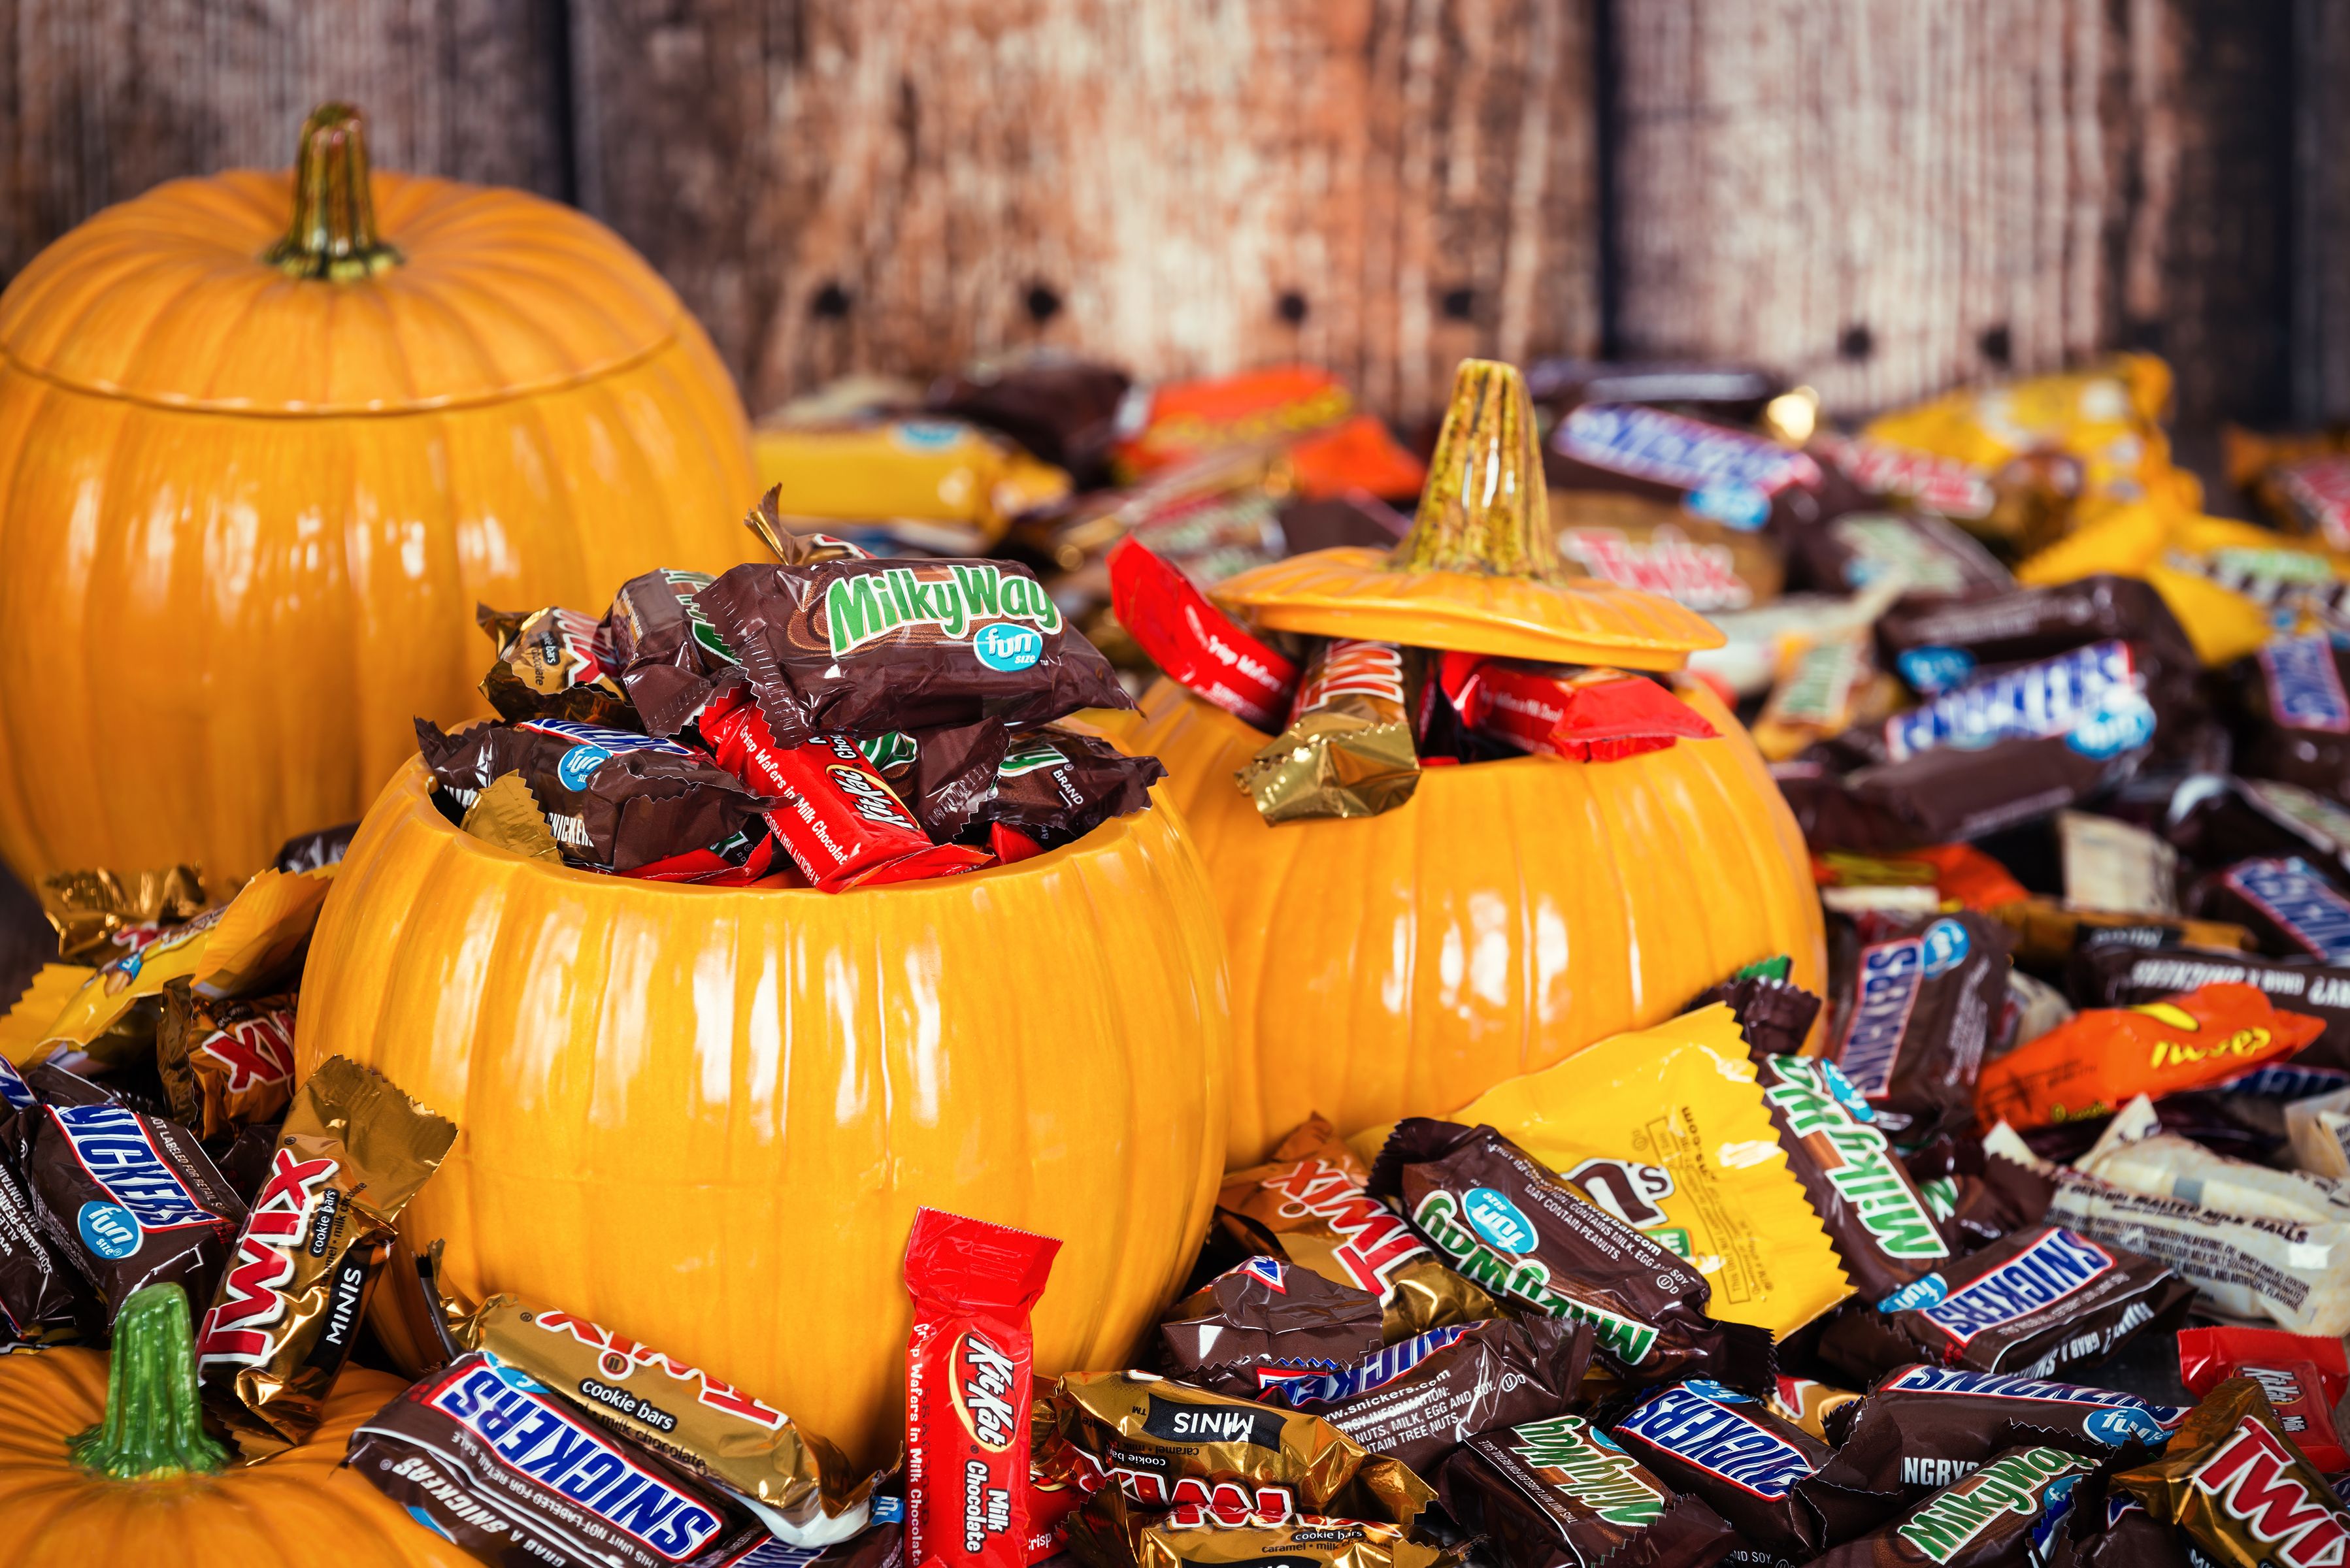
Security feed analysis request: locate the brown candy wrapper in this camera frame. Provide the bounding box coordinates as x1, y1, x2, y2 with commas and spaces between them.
154, 977, 298, 1139
1821, 909, 2015, 1143
607, 565, 749, 738
1365, 1120, 1775, 1390
1691, 967, 1821, 1060
1438, 1413, 1740, 1568
0, 1141, 87, 1347
1217, 1115, 1498, 1344
1040, 1370, 1434, 1531
39, 864, 207, 966
1065, 1488, 1463, 1568
476, 602, 639, 728
2116, 1377, 2350, 1568
1240, 640, 1421, 824
911, 722, 1167, 849
444, 1288, 872, 1545
1160, 1256, 1385, 1394
1810, 1443, 2098, 1568
194, 1056, 454, 1456
29, 1093, 244, 1320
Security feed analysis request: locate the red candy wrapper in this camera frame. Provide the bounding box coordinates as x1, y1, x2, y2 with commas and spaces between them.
904, 1209, 1062, 1568
2179, 1325, 2350, 1473
1108, 538, 1297, 730
1442, 655, 1718, 761
702, 693, 991, 892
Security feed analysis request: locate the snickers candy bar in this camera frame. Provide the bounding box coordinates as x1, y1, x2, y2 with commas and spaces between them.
1365, 1120, 1774, 1390
1777, 729, 2135, 855
1868, 640, 2177, 768
416, 716, 773, 872
1544, 401, 1831, 534
1438, 1413, 1739, 1568
1610, 1379, 1896, 1561
348, 1351, 769, 1568
1755, 1053, 1953, 1310
1216, 1116, 1497, 1344
1825, 1224, 2191, 1383
1876, 576, 2194, 694
2234, 632, 2350, 804
694, 553, 1129, 747
1251, 1314, 1595, 1475
1819, 1365, 2183, 1501
1822, 910, 2014, 1143
154, 979, 298, 1140
28, 1097, 245, 1318
2115, 1376, 2350, 1568
1159, 1256, 1384, 1394
1064, 1488, 1462, 1568
607, 566, 748, 738
1810, 1444, 2097, 1568
2187, 856, 2350, 963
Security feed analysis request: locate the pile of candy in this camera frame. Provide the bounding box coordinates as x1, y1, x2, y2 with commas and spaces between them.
422, 497, 1162, 890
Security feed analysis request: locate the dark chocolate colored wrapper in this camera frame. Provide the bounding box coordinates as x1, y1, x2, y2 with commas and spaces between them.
1810, 1443, 2098, 1568
2050, 1492, 2195, 1568
1777, 732, 2140, 855
0, 1054, 37, 1178
928, 355, 1131, 478
1282, 494, 1414, 551
2186, 855, 2350, 963
608, 565, 750, 738
1609, 1379, 1896, 1561
205, 1120, 283, 1206
28, 1098, 245, 1320
22, 1056, 171, 1119
912, 723, 1165, 848
2115, 1376, 2350, 1568
1366, 1119, 1774, 1390
1816, 1364, 2183, 1503
1755, 1054, 1953, 1309
1823, 909, 2014, 1143
1439, 1412, 1740, 1568
416, 717, 773, 873
1876, 576, 2193, 683
1160, 1257, 1385, 1392
1542, 400, 1844, 538
2230, 634, 2350, 808
348, 1351, 770, 1568
1528, 358, 1786, 424
1902, 1137, 2055, 1256
1689, 973, 1821, 1060
1816, 1225, 2190, 1386
1783, 509, 2013, 606
269, 820, 357, 874
0, 1151, 86, 1345
696, 555, 1129, 747
1253, 1314, 1595, 1475
2067, 942, 2350, 1075
2165, 774, 2350, 884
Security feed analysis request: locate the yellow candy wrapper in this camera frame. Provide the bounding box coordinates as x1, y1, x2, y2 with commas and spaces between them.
33, 867, 334, 1053
0, 963, 95, 1065
1353, 1004, 1851, 1336
752, 417, 1071, 551
459, 771, 564, 864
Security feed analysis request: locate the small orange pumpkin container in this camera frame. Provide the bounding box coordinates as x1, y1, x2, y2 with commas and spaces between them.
1132, 360, 1825, 1163
295, 762, 1231, 1468
0, 104, 755, 889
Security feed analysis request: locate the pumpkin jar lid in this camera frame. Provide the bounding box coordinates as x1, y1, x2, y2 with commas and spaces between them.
0, 103, 689, 415
1210, 359, 1725, 670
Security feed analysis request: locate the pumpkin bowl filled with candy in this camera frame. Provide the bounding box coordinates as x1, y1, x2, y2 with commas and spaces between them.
1125, 358, 1824, 1160
295, 518, 1233, 1469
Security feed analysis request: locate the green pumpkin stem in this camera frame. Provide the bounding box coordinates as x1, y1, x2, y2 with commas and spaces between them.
1390, 358, 1559, 579
68, 1283, 228, 1480
265, 102, 403, 281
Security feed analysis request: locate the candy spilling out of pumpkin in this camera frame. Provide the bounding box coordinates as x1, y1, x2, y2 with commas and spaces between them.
0, 101, 756, 891
1120, 359, 1826, 1161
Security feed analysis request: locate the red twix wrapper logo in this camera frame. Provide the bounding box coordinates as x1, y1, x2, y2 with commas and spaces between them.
904, 1208, 1061, 1568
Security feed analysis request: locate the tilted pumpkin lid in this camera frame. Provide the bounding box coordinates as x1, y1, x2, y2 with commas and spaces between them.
0, 104, 689, 415
1211, 359, 1725, 669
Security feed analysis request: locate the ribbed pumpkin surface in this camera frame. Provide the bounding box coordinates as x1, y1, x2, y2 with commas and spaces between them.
0, 167, 754, 887
1133, 678, 1824, 1164
295, 763, 1232, 1468
0, 1354, 467, 1567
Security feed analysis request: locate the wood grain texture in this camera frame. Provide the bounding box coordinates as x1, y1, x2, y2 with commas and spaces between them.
2294, 0, 2350, 423
1610, 0, 2291, 423
0, 0, 567, 289
571, 0, 1600, 424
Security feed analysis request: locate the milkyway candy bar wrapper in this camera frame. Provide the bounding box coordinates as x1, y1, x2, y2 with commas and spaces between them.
2116, 1377, 2350, 1568
1809, 1443, 2097, 1568
1216, 1115, 1498, 1344
1389, 1003, 1851, 1339
1039, 1369, 1433, 1531
1438, 1411, 1740, 1568
607, 565, 748, 738
154, 978, 297, 1140
1065, 1487, 1463, 1568
444, 1288, 872, 1545
195, 1056, 455, 1457
1159, 1256, 1385, 1395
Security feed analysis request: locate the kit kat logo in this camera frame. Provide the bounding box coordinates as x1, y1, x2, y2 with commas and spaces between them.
950, 1329, 1020, 1452
196, 1147, 337, 1369
827, 763, 919, 830
2191, 1416, 2350, 1567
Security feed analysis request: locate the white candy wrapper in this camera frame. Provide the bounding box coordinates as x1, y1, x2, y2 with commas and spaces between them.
2079, 1096, 2350, 1224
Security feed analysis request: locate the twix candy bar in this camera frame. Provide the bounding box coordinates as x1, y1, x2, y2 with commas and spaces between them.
1240, 640, 1421, 823
906, 1208, 1063, 1568
196, 1055, 455, 1456
154, 978, 297, 1139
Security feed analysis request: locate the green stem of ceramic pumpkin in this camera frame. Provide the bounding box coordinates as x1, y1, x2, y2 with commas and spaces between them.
68, 1283, 228, 1480
1390, 357, 1559, 579
265, 102, 403, 280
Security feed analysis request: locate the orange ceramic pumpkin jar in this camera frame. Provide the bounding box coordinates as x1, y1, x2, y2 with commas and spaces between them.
1131, 360, 1825, 1164
295, 762, 1231, 1469
0, 105, 755, 888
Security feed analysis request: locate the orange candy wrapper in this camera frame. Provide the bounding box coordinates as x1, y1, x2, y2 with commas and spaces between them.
1976, 983, 2325, 1131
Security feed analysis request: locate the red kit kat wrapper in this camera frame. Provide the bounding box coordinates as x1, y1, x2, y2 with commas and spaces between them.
905, 1209, 1062, 1568
2177, 1326, 2350, 1474
1109, 538, 1297, 731
1442, 655, 1718, 762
